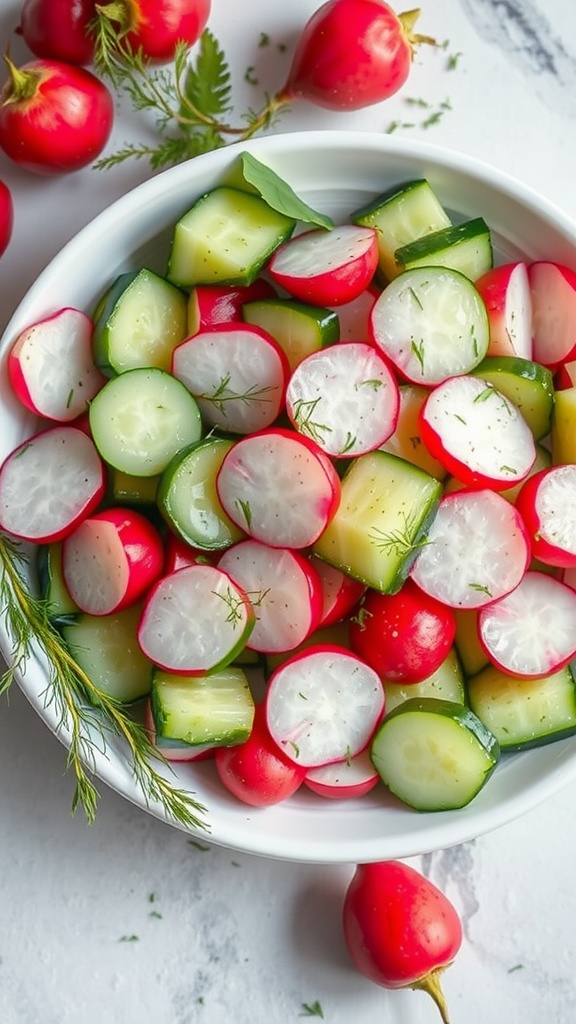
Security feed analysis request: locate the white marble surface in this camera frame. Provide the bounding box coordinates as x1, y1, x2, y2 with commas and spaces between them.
1, 1, 576, 1021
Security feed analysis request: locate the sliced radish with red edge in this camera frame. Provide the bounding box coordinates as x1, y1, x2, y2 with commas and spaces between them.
304, 749, 380, 799
309, 554, 366, 628
529, 260, 576, 369
475, 262, 532, 359
516, 464, 576, 568
268, 225, 379, 307
187, 279, 275, 334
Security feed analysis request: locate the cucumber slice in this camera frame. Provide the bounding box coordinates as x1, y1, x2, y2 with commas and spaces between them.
89, 366, 202, 477
151, 666, 255, 747
467, 664, 576, 750
352, 178, 452, 281
107, 468, 159, 506
383, 648, 465, 714
472, 355, 555, 440
394, 217, 493, 281
371, 697, 500, 811
37, 541, 80, 623
61, 604, 153, 704
93, 268, 188, 375
157, 436, 245, 550
167, 186, 296, 289
242, 297, 340, 371
312, 450, 441, 593
453, 608, 489, 677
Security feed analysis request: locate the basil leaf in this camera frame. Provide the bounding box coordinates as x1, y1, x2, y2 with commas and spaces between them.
240, 152, 334, 230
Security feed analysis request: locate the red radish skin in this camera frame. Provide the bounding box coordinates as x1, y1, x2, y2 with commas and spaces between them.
8, 308, 106, 421
554, 359, 576, 390
62, 508, 165, 615
0, 426, 105, 543
0, 179, 13, 258
343, 860, 462, 1023
349, 579, 456, 683
268, 225, 379, 307
516, 465, 576, 568
18, 0, 98, 64
187, 279, 274, 334
214, 704, 307, 807
475, 262, 532, 359
278, 1, 435, 111
304, 749, 379, 799
98, 0, 211, 63
0, 58, 114, 175
529, 261, 576, 369
310, 555, 366, 627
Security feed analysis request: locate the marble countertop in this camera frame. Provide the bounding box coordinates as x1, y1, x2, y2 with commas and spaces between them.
1, 1, 576, 1021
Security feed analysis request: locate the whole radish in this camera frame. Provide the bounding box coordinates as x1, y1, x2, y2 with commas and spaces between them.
17, 0, 98, 65
0, 179, 13, 258
278, 0, 436, 111
343, 860, 462, 1023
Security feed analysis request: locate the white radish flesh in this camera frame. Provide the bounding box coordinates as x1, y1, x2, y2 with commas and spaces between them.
529, 261, 576, 368
410, 489, 530, 608
420, 375, 536, 488
478, 571, 576, 677
0, 426, 105, 542
265, 645, 385, 767
286, 342, 399, 457
304, 749, 379, 799
475, 262, 532, 359
268, 225, 378, 306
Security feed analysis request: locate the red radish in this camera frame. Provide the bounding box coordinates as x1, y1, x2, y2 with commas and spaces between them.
420, 375, 536, 489
0, 426, 105, 543
144, 699, 215, 763
286, 341, 399, 457
410, 488, 531, 609
0, 179, 13, 258
475, 262, 532, 359
214, 703, 307, 807
554, 359, 576, 390
138, 563, 255, 673
17, 0, 97, 65
7, 308, 106, 421
304, 749, 379, 799
343, 860, 462, 1023
164, 533, 216, 573
218, 540, 323, 654
268, 225, 379, 307
96, 0, 211, 63
516, 464, 576, 568
349, 579, 456, 683
278, 1, 435, 111
529, 261, 576, 369
370, 267, 490, 386
62, 507, 164, 615
187, 280, 275, 334
331, 284, 380, 343
265, 644, 385, 767
0, 57, 114, 175
171, 323, 289, 434
216, 427, 341, 549
309, 555, 366, 628
478, 571, 576, 677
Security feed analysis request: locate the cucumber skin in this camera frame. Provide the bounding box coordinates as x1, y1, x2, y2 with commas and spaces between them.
466, 665, 576, 751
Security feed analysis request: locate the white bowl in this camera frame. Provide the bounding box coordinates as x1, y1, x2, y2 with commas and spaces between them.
2, 131, 576, 864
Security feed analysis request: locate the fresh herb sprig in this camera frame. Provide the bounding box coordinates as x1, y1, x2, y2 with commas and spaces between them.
0, 534, 208, 830
91, 22, 290, 171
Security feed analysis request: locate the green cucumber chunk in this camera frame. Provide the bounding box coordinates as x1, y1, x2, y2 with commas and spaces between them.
352, 178, 452, 281
371, 697, 500, 811
472, 355, 555, 440
312, 450, 441, 593
394, 217, 493, 281
93, 268, 188, 376
242, 297, 340, 371
37, 542, 79, 623
89, 366, 202, 477
151, 666, 255, 747
157, 436, 245, 550
167, 186, 296, 289
466, 663, 576, 750
107, 468, 159, 506
61, 604, 153, 704
383, 649, 465, 714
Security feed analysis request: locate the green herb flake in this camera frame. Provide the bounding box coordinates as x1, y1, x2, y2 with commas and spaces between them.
244, 66, 258, 85
258, 32, 270, 47
188, 840, 212, 852
119, 935, 140, 943
240, 152, 334, 230
300, 1001, 324, 1019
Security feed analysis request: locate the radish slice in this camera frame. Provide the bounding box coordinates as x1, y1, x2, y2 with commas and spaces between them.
187, 279, 275, 334
529, 261, 576, 369
516, 464, 576, 568
7, 308, 106, 422
478, 571, 576, 677
309, 554, 366, 628
171, 322, 289, 434
475, 262, 532, 359
218, 540, 323, 653
138, 563, 255, 673
286, 342, 399, 457
62, 508, 164, 615
216, 427, 341, 549
420, 375, 536, 489
304, 749, 380, 799
370, 266, 489, 385
331, 284, 379, 342
268, 225, 379, 307
0, 426, 105, 543
410, 489, 530, 608
265, 645, 385, 767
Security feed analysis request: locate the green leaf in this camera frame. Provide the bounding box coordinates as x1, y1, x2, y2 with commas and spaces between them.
181, 29, 232, 119
240, 152, 334, 230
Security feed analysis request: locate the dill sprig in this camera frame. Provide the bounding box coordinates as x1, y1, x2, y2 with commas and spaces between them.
0, 534, 208, 830
90, 20, 290, 171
